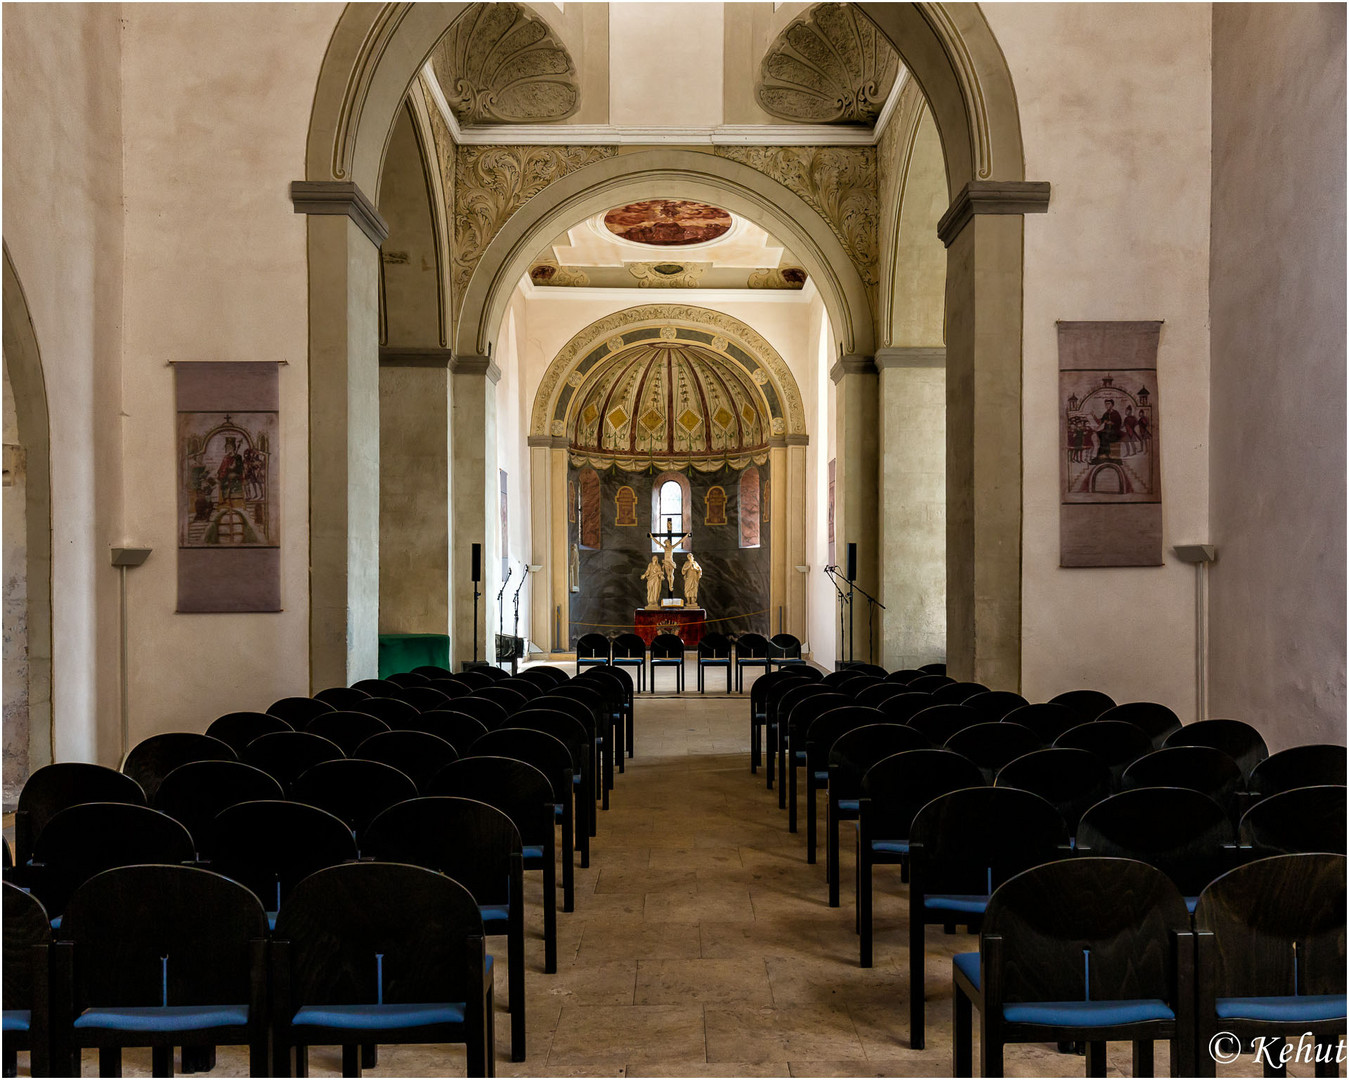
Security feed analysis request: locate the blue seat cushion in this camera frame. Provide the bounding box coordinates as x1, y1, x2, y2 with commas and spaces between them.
291, 1002, 467, 1030
479, 903, 510, 923
74, 1005, 249, 1032
837, 798, 860, 812
1185, 896, 1198, 913
1216, 995, 1346, 1022
871, 839, 910, 855
2, 1011, 31, 1033
522, 844, 544, 859
814, 770, 829, 781
925, 894, 989, 914
267, 911, 278, 931
1003, 999, 1174, 1026
954, 951, 981, 989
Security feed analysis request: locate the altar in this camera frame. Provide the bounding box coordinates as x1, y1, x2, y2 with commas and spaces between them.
634, 608, 706, 647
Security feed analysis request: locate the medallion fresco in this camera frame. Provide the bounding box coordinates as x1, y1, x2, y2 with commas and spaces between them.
603, 201, 733, 246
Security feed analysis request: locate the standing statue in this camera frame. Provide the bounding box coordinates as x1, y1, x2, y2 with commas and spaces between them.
641, 556, 665, 609
682, 552, 703, 607
648, 528, 692, 590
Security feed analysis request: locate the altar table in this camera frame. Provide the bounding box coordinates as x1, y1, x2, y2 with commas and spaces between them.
634, 608, 707, 647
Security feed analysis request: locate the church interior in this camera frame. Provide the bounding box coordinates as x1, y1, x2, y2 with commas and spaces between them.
2, 2, 1346, 1077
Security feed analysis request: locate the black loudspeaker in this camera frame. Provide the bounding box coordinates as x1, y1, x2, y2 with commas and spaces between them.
846, 542, 857, 582
471, 543, 482, 583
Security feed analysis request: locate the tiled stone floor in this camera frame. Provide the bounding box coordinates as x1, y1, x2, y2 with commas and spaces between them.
27, 666, 1336, 1077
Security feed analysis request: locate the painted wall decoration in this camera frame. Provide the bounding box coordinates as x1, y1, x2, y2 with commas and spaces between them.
705, 485, 728, 525
579, 468, 602, 549
739, 467, 761, 548
1058, 321, 1163, 567
175, 362, 280, 612
499, 468, 509, 576
568, 479, 576, 522
603, 200, 732, 246
614, 485, 638, 526
827, 459, 836, 569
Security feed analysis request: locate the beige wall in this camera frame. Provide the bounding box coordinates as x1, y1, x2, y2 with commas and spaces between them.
609, 4, 724, 126
986, 3, 1214, 710
1209, 3, 1346, 748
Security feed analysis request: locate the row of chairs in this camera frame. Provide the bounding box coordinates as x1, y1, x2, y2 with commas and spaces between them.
576, 631, 805, 692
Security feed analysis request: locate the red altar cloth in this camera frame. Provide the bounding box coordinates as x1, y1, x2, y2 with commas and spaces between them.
634, 608, 707, 646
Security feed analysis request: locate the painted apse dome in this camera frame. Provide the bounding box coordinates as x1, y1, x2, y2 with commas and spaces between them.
602, 201, 734, 246
569, 339, 771, 472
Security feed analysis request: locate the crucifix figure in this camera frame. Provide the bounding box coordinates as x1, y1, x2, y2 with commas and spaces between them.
648, 517, 691, 597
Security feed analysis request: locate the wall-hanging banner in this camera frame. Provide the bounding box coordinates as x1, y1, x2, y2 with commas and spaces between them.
175, 362, 281, 611
1058, 321, 1162, 567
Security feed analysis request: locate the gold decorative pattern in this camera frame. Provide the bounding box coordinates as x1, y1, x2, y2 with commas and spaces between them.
747, 266, 809, 290
627, 262, 710, 289
529, 260, 590, 287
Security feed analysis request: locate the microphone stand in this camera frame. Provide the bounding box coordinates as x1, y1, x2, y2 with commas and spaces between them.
495, 566, 512, 670
510, 562, 528, 674
846, 578, 887, 668
822, 566, 850, 669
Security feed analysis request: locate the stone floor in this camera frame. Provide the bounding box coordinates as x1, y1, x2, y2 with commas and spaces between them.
20, 666, 1337, 1077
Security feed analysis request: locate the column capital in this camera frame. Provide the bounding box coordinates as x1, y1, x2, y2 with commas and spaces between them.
378, 346, 454, 368
450, 354, 503, 384
876, 346, 946, 370
937, 180, 1051, 248
289, 180, 389, 247
830, 354, 878, 384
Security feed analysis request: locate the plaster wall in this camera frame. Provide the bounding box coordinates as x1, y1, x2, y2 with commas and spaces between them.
2, 2, 125, 764
804, 299, 838, 666
609, 4, 724, 127
1208, 3, 1346, 748
3, 356, 28, 800
984, 3, 1213, 711
379, 107, 442, 348
495, 302, 536, 645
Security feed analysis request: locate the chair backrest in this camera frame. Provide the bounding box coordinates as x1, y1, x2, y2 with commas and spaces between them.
853, 682, 907, 709
121, 732, 237, 803
59, 864, 267, 1016
1248, 744, 1347, 797
313, 685, 372, 709
943, 722, 1043, 784
292, 758, 419, 833
994, 747, 1112, 835
767, 678, 830, 730
304, 710, 392, 754
361, 796, 521, 907
351, 678, 402, 696
266, 696, 337, 726
425, 678, 473, 701
884, 668, 926, 684
385, 671, 430, 688
352, 695, 421, 727
496, 677, 544, 702
1048, 688, 1117, 723
470, 728, 573, 796
875, 692, 937, 726
16, 762, 146, 867
734, 632, 770, 661
768, 633, 802, 660
1163, 718, 1269, 778
785, 691, 854, 744
1097, 701, 1182, 748
1053, 720, 1153, 787
1122, 745, 1245, 812
3, 881, 50, 1020
450, 669, 496, 691
906, 674, 955, 693
435, 696, 511, 731
698, 632, 732, 660
839, 675, 885, 699
205, 711, 294, 755
272, 862, 485, 1011
651, 633, 685, 659
387, 685, 453, 713
1238, 784, 1347, 856
471, 684, 530, 718
752, 667, 813, 720
540, 682, 605, 726
426, 756, 556, 848
153, 759, 285, 856
611, 633, 647, 661
243, 730, 345, 794
412, 665, 454, 679
474, 664, 509, 683
803, 705, 887, 772
827, 723, 930, 803
29, 803, 196, 916
849, 663, 889, 678
576, 633, 612, 662
961, 690, 1030, 723
581, 661, 634, 702
529, 694, 599, 739
1194, 852, 1347, 999
1000, 702, 1079, 746
509, 709, 591, 774
907, 703, 983, 745
397, 709, 489, 749
821, 669, 864, 690
927, 680, 990, 706
983, 857, 1190, 1007
355, 729, 460, 788
860, 748, 986, 839
1076, 787, 1235, 896
210, 799, 359, 913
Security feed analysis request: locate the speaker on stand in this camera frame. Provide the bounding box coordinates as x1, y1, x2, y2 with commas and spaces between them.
470, 542, 482, 667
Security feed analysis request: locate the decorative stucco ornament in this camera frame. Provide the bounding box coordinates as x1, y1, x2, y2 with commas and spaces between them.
627, 262, 710, 289
748, 267, 809, 290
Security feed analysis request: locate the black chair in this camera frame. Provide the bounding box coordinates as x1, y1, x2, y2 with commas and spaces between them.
961, 690, 1029, 723
800, 704, 885, 866
388, 685, 453, 712
917, 663, 947, 676
27, 803, 196, 920
772, 683, 846, 805
1163, 718, 1269, 778
648, 633, 685, 693
824, 723, 929, 907
927, 680, 990, 706
1249, 744, 1347, 797
568, 670, 627, 777
471, 684, 529, 718
356, 729, 460, 789
876, 692, 936, 726
944, 722, 1042, 785
496, 677, 543, 704
385, 671, 430, 688
243, 730, 345, 795
839, 675, 885, 699
885, 668, 926, 684
780, 689, 854, 824
1053, 720, 1153, 788
121, 732, 236, 803
1122, 745, 1245, 819
848, 663, 889, 678
266, 696, 337, 727
733, 632, 771, 692
291, 758, 419, 836
355, 695, 423, 728
517, 665, 570, 689
1097, 701, 1182, 748
1076, 787, 1237, 909
822, 669, 866, 692
994, 747, 1112, 839
512, 706, 597, 854
450, 670, 496, 692
14, 762, 146, 870
1001, 702, 1079, 746
540, 682, 614, 804
474, 665, 509, 683
952, 857, 1194, 1078
205, 711, 294, 754
412, 665, 454, 679
767, 633, 805, 672
611, 633, 647, 693
696, 632, 732, 693
154, 759, 285, 859
3, 882, 51, 1078
575, 632, 611, 674
428, 757, 558, 974
853, 682, 907, 709
52, 864, 269, 1078
270, 862, 493, 1078
907, 703, 983, 745
1193, 853, 1346, 1079
313, 685, 372, 709
752, 667, 816, 783
400, 709, 489, 751
907, 674, 955, 693
210, 799, 358, 923
362, 797, 527, 1062
578, 664, 635, 764
906, 787, 1067, 1049
1048, 688, 1117, 723
351, 678, 403, 696
304, 710, 391, 754
426, 678, 474, 702
439, 697, 509, 732
1238, 784, 1347, 856
857, 748, 985, 966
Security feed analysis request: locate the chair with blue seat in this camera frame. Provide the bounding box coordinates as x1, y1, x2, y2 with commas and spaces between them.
472, 684, 530, 719
1048, 688, 1117, 724
401, 710, 489, 751
14, 762, 146, 872
4, 882, 51, 1078
962, 690, 1030, 723
266, 695, 337, 727
412, 665, 453, 679
907, 673, 955, 693
1054, 719, 1153, 789
153, 760, 285, 860
304, 710, 392, 755
994, 747, 1112, 841
856, 748, 986, 966
944, 722, 1043, 785
1097, 701, 1182, 749
121, 732, 237, 804
800, 704, 885, 866
1193, 852, 1346, 1078
952, 857, 1195, 1078
426, 678, 474, 702
577, 664, 635, 766
205, 711, 294, 755
907, 703, 983, 745
1000, 702, 1079, 747
496, 677, 543, 704
361, 797, 527, 1062
428, 757, 558, 974
885, 668, 927, 684
51, 864, 269, 1078
543, 681, 615, 801
270, 861, 494, 1078
610, 633, 648, 693
313, 685, 373, 710
876, 691, 936, 725
575, 632, 611, 675
732, 632, 771, 692
518, 665, 570, 690
291, 758, 419, 836
853, 681, 907, 709
1238, 784, 1347, 857
385, 671, 429, 688
767, 633, 805, 672
449, 669, 496, 692
838, 675, 886, 699
755, 667, 817, 786
918, 662, 947, 675
906, 786, 1068, 1049
355, 729, 460, 789
648, 633, 686, 693
927, 680, 990, 706
351, 677, 403, 696
440, 697, 509, 732
824, 723, 930, 907
849, 663, 889, 678
511, 707, 598, 857
351, 695, 422, 729
780, 690, 854, 826
1249, 745, 1346, 798
1164, 717, 1269, 779
696, 632, 733, 693
1122, 745, 1246, 821
474, 664, 509, 683
387, 685, 453, 713
821, 668, 866, 692
774, 683, 848, 807
242, 730, 345, 796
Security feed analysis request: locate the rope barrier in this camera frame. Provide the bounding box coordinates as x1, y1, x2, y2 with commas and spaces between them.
569, 608, 770, 631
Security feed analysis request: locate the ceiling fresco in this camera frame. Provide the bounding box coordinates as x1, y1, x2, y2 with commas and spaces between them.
602, 201, 734, 246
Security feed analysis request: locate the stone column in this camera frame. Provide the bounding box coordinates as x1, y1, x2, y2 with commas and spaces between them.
937, 181, 1051, 689
876, 347, 946, 670
291, 181, 387, 690
527, 434, 570, 656
785, 436, 810, 644
831, 354, 880, 666
450, 354, 500, 667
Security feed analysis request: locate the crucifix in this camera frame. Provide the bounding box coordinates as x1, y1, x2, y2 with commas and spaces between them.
648, 517, 691, 601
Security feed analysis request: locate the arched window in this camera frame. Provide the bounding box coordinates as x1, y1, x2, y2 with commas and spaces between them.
650, 472, 691, 552
739, 466, 761, 548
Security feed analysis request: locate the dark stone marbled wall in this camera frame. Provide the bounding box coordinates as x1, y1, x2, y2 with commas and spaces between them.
568, 464, 771, 646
